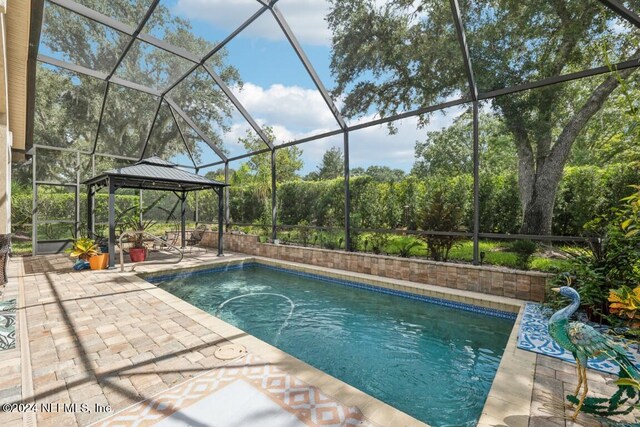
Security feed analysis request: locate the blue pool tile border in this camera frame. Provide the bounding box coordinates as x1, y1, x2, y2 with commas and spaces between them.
145, 262, 517, 321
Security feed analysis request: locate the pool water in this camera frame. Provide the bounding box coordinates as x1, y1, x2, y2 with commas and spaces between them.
155, 265, 513, 426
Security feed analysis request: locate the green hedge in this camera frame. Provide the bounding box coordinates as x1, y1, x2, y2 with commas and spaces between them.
12, 191, 140, 228
264, 163, 639, 235
12, 163, 640, 237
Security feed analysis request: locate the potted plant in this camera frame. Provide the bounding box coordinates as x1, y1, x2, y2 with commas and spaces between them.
67, 236, 99, 270
93, 232, 109, 254
125, 217, 155, 263
89, 251, 108, 270
67, 236, 98, 260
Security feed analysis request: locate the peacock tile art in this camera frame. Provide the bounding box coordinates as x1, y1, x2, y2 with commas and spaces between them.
517, 303, 640, 375
0, 299, 16, 351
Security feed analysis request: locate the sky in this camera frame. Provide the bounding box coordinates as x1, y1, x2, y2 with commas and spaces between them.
151, 0, 463, 173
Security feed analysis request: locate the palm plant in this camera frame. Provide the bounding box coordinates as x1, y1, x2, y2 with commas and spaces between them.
123, 217, 156, 248
389, 237, 422, 258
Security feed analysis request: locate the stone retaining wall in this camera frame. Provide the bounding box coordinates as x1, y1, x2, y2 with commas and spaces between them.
201, 231, 549, 302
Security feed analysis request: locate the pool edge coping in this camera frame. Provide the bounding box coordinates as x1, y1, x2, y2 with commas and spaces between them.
136, 254, 534, 426
478, 304, 535, 426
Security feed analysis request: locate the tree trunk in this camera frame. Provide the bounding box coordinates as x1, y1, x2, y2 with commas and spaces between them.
519, 171, 561, 235
517, 55, 640, 235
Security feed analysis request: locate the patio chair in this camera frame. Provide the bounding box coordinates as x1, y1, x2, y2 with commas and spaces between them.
153, 231, 179, 251
185, 225, 208, 252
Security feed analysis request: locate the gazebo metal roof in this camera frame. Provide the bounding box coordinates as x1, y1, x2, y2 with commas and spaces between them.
84, 156, 227, 192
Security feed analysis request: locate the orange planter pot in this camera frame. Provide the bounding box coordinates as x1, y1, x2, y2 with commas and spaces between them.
89, 253, 108, 270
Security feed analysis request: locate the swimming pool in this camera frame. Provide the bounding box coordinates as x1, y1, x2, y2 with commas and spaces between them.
150, 263, 514, 426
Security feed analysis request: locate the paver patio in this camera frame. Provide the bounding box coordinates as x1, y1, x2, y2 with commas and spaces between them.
14, 254, 243, 426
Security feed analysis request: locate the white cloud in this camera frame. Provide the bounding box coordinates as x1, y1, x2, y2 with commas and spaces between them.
221, 121, 343, 174
174, 0, 258, 33
347, 107, 464, 171
275, 0, 332, 46
211, 81, 464, 173
348, 117, 423, 172
220, 122, 256, 158
232, 82, 339, 136
296, 135, 344, 174
174, 0, 332, 46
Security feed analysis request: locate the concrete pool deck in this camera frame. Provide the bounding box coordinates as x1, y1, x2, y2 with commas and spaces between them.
0, 252, 636, 426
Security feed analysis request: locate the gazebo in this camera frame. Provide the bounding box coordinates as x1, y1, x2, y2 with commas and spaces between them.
83, 157, 228, 267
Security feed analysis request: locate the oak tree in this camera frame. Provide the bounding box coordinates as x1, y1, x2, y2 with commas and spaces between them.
328, 0, 640, 234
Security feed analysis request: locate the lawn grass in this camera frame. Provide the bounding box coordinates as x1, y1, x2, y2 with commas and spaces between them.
11, 240, 32, 256
364, 234, 569, 272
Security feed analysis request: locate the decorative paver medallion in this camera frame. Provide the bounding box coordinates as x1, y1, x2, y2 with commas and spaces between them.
93, 353, 373, 427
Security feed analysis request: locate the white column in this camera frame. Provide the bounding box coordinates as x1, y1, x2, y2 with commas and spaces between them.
0, 3, 11, 235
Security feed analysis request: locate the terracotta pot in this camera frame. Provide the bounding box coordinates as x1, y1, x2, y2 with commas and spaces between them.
129, 247, 147, 263
89, 253, 108, 270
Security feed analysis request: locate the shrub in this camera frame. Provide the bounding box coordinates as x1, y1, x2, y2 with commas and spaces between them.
553, 166, 605, 236
609, 285, 640, 328
366, 233, 390, 254
388, 236, 422, 258
322, 232, 344, 250
478, 171, 521, 233
549, 189, 640, 321
510, 240, 537, 270
417, 176, 471, 261
14, 163, 640, 247
296, 220, 313, 246
621, 185, 640, 238
553, 163, 640, 236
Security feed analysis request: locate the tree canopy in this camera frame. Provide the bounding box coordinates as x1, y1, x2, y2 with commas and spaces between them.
306, 147, 344, 181
36, 0, 241, 164
351, 165, 406, 182
24, 0, 640, 243
328, 0, 640, 234
237, 128, 303, 184
413, 110, 517, 177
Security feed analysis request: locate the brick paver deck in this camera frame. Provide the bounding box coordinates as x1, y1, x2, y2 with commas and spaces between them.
529, 354, 638, 427
7, 254, 239, 426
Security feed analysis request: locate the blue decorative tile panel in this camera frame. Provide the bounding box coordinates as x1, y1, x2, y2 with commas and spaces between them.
0, 299, 16, 351
0, 300, 16, 312
145, 262, 517, 321
517, 303, 640, 374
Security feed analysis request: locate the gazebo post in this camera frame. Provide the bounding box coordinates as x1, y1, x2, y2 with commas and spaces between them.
180, 192, 186, 249
87, 184, 94, 238
108, 178, 116, 268
217, 187, 224, 256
